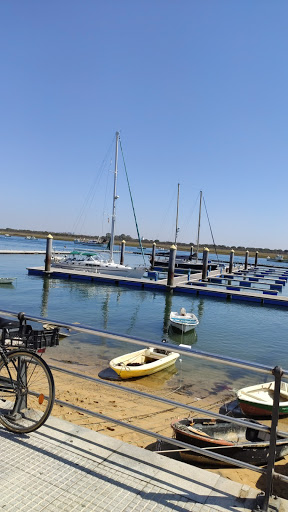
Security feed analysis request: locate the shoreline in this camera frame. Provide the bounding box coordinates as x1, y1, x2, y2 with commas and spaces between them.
44, 339, 288, 501
0, 230, 285, 259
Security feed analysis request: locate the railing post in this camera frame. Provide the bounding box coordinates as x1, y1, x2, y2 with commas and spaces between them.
120, 240, 126, 265
255, 251, 259, 267
151, 242, 156, 269
45, 234, 53, 272
229, 249, 234, 274
167, 244, 176, 288
259, 366, 283, 512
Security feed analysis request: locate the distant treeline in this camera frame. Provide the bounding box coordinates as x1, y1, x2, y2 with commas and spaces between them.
0, 227, 287, 254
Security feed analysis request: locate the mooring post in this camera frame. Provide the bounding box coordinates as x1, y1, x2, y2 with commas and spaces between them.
120, 240, 126, 265
259, 366, 283, 512
244, 250, 249, 270
151, 242, 156, 269
202, 247, 209, 281
190, 246, 194, 259
229, 249, 234, 274
255, 251, 259, 267
45, 234, 53, 272
167, 244, 177, 288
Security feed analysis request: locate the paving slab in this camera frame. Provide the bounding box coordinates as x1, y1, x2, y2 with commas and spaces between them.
0, 415, 287, 511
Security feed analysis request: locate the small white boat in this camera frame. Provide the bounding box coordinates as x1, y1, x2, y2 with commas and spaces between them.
0, 278, 16, 285
169, 308, 199, 333
237, 381, 288, 417
268, 254, 285, 262
43, 323, 70, 339
74, 237, 107, 247
109, 346, 180, 379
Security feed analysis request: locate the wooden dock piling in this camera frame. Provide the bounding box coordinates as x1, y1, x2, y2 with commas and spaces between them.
120, 240, 126, 265
244, 250, 249, 270
229, 249, 234, 274
151, 242, 156, 268
202, 247, 209, 281
167, 244, 176, 288
45, 234, 53, 272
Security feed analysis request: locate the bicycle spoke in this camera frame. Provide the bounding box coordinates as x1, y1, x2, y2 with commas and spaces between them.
0, 350, 55, 433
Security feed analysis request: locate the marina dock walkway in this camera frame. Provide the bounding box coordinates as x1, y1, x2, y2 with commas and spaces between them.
2, 415, 287, 512
27, 265, 288, 307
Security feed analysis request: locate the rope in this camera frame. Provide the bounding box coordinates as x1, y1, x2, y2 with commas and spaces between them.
72, 137, 115, 236
119, 137, 146, 265
203, 196, 219, 263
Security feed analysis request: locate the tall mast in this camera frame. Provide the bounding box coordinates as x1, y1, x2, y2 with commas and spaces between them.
174, 183, 180, 246
196, 190, 202, 260
109, 131, 119, 262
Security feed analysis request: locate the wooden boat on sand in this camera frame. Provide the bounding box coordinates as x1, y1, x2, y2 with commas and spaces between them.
169, 308, 199, 333
109, 346, 180, 379
171, 417, 288, 466
237, 381, 288, 417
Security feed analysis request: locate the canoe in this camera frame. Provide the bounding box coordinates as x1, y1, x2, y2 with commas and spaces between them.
109, 347, 180, 379
169, 308, 199, 333
237, 381, 288, 417
171, 417, 288, 467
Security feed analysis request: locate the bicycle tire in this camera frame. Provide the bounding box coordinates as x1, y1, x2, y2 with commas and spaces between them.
0, 350, 55, 433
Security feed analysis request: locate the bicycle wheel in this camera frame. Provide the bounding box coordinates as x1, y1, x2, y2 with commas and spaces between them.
0, 350, 55, 433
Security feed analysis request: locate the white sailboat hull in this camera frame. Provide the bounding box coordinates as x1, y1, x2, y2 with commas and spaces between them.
52, 258, 145, 278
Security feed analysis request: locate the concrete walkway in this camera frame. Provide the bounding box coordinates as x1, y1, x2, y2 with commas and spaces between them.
1, 415, 287, 511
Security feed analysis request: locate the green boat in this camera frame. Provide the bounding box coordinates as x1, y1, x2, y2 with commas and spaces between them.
237, 381, 288, 417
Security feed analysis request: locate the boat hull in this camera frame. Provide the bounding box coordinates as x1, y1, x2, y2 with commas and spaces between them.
238, 401, 288, 417
169, 311, 199, 333
171, 417, 288, 467
169, 321, 195, 333
110, 347, 180, 379
51, 261, 145, 279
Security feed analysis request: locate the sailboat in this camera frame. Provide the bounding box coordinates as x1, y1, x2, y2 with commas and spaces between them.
52, 132, 146, 278
151, 188, 217, 271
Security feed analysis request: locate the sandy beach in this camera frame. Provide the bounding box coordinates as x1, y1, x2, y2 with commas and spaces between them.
43, 338, 288, 501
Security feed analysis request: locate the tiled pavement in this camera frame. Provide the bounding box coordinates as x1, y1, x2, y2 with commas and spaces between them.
1, 415, 287, 511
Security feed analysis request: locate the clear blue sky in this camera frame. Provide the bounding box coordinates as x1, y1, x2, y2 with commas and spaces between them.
1, 1, 287, 250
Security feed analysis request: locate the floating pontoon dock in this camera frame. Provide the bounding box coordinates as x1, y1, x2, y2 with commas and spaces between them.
27, 264, 288, 307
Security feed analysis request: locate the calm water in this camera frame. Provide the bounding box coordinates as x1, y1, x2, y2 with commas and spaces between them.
0, 235, 287, 393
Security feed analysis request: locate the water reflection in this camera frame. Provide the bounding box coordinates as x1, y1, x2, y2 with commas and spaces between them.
41, 276, 204, 348
163, 291, 173, 334
41, 277, 50, 317
197, 298, 204, 320
168, 326, 198, 346
35, 270, 288, 373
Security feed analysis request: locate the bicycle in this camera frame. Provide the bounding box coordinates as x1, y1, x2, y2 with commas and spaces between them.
0, 312, 59, 434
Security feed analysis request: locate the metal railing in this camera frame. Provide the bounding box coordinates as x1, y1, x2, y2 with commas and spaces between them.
0, 308, 287, 511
